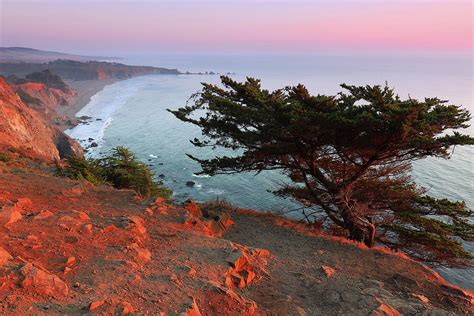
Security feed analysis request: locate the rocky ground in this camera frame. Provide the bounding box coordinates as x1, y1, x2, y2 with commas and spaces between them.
0, 162, 472, 315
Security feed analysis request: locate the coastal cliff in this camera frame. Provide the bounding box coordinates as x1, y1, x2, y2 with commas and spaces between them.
0, 77, 82, 161
6, 70, 77, 110
0, 59, 180, 81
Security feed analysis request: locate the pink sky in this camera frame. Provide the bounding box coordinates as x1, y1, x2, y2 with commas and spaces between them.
1, 0, 472, 55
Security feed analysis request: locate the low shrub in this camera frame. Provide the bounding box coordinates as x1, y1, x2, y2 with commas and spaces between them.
0, 153, 10, 162
57, 146, 172, 199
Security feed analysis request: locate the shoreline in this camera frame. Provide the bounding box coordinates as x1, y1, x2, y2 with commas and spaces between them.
59, 79, 120, 118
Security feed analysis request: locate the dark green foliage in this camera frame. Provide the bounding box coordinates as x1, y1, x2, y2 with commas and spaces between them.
4, 74, 28, 85
25, 69, 69, 91
170, 76, 474, 266
57, 146, 171, 199
57, 155, 105, 185
0, 153, 10, 162
100, 146, 171, 198
15, 90, 43, 106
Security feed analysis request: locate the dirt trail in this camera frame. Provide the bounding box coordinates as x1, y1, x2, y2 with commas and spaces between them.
224, 212, 473, 314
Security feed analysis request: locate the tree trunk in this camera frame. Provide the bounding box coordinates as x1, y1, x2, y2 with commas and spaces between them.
341, 209, 375, 248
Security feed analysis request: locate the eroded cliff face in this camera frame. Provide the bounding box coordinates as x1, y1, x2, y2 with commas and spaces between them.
11, 82, 77, 109
0, 77, 82, 161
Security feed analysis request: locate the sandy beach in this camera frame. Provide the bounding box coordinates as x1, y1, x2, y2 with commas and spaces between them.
57, 79, 119, 118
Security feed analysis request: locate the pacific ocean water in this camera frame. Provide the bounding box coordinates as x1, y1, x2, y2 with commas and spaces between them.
66, 53, 473, 290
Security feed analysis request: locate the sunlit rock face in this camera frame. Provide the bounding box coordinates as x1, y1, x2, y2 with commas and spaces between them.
0, 77, 82, 161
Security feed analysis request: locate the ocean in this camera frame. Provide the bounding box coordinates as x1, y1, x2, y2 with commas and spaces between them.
66, 53, 473, 290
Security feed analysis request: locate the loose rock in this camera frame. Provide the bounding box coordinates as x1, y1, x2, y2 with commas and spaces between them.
34, 210, 54, 220
20, 263, 69, 297
0, 246, 13, 265
0, 205, 22, 226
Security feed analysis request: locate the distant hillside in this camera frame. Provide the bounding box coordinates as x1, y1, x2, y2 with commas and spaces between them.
0, 59, 181, 81
0, 47, 119, 63
5, 70, 77, 109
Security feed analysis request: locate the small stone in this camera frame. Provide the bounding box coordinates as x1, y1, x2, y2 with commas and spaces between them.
127, 216, 147, 235
66, 256, 76, 266
370, 299, 401, 316
321, 265, 336, 277
103, 225, 118, 233
186, 181, 195, 187
34, 210, 54, 220
89, 300, 105, 311
185, 199, 202, 217
154, 197, 165, 204
0, 246, 13, 265
78, 212, 90, 221
16, 197, 33, 209
130, 243, 151, 264
21, 263, 69, 297
121, 301, 135, 314
0, 205, 22, 226
0, 191, 12, 203
80, 224, 93, 234
414, 294, 429, 304
188, 267, 197, 278
145, 208, 154, 215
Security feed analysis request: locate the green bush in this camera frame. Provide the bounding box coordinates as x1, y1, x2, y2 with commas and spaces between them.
57, 155, 105, 185
16, 90, 43, 106
0, 153, 10, 162
57, 146, 171, 199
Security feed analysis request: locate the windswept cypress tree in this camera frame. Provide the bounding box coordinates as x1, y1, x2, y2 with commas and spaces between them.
170, 76, 474, 265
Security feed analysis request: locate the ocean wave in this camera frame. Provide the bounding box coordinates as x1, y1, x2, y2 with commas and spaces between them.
95, 117, 113, 147
192, 173, 211, 178
66, 79, 142, 153
207, 188, 225, 195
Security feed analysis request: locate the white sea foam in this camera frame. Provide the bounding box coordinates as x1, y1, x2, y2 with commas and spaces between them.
65, 79, 142, 155
207, 188, 225, 195
192, 173, 211, 178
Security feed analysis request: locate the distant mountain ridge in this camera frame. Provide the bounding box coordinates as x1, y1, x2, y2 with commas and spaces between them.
0, 47, 120, 63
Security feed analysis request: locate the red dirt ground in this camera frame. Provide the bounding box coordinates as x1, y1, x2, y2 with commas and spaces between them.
0, 166, 472, 315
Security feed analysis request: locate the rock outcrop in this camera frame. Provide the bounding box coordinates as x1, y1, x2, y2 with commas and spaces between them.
0, 77, 82, 161
7, 70, 77, 109
12, 82, 76, 109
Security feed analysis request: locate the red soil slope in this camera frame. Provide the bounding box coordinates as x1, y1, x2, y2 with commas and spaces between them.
0, 78, 82, 161
12, 82, 77, 109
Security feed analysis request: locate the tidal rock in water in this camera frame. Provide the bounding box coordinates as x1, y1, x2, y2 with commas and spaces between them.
186, 181, 196, 187
158, 174, 165, 179
88, 138, 94, 141
90, 142, 98, 148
